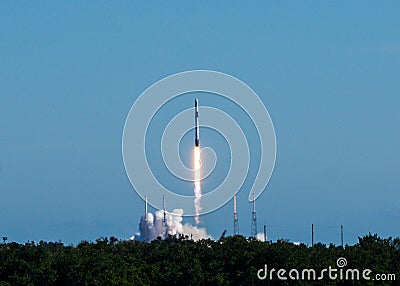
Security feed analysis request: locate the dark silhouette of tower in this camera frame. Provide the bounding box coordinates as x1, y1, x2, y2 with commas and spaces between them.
341, 225, 344, 248
311, 223, 314, 247
251, 193, 257, 237
162, 196, 166, 223
264, 225, 267, 242
233, 195, 239, 235
162, 196, 168, 237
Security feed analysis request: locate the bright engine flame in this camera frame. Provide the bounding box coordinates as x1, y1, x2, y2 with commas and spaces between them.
193, 146, 202, 224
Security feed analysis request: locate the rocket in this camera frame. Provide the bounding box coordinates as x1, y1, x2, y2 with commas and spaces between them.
195, 99, 200, 147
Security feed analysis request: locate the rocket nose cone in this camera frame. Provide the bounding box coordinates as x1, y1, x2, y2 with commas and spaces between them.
195, 99, 198, 106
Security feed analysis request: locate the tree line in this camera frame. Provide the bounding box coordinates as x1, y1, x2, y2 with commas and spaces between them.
0, 233, 399, 285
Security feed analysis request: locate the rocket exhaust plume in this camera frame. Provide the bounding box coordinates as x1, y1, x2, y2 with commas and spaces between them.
195, 99, 200, 147
193, 99, 202, 224
194, 146, 201, 224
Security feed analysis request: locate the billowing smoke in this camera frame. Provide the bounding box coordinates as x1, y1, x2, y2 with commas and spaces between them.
132, 208, 210, 242
256, 232, 266, 242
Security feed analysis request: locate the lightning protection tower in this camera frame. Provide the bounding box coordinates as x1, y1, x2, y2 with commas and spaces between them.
251, 193, 257, 237
142, 196, 149, 242
233, 195, 239, 235
162, 196, 168, 238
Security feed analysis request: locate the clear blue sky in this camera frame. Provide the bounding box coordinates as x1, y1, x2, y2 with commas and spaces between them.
1, 1, 399, 245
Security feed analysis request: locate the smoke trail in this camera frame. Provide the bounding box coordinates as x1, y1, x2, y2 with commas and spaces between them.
133, 208, 210, 242
193, 146, 202, 224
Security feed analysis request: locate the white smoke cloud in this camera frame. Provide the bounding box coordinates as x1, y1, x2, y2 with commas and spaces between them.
181, 223, 209, 241
256, 232, 266, 242
133, 208, 211, 242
